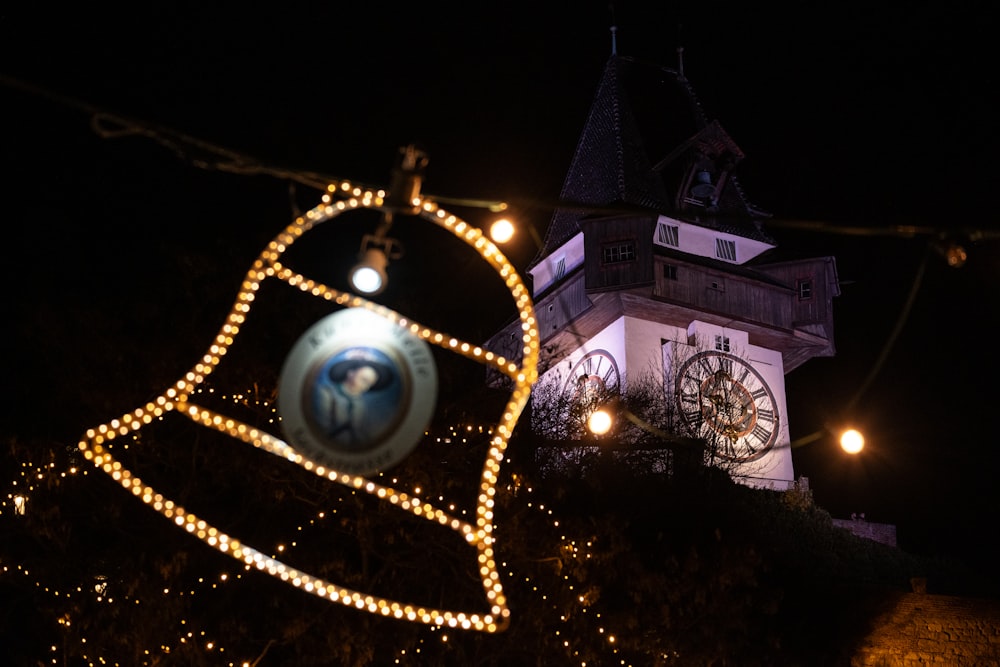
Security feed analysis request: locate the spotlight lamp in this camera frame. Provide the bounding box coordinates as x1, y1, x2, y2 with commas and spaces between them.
347, 144, 425, 295
349, 237, 397, 295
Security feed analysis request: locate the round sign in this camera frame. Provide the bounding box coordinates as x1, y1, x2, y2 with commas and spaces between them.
278, 308, 437, 475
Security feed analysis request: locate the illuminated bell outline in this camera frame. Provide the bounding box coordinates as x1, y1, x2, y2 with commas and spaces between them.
76, 182, 540, 633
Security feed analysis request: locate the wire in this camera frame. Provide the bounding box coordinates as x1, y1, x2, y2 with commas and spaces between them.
844, 246, 928, 414
789, 245, 930, 449
6, 71, 1000, 241
2, 73, 352, 193
765, 217, 937, 238
3, 73, 534, 215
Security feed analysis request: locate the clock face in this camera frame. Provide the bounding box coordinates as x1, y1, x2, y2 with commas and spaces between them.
564, 350, 620, 403
675, 351, 778, 462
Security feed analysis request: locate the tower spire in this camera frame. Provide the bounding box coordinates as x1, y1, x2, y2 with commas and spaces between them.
609, 4, 618, 55
676, 23, 686, 79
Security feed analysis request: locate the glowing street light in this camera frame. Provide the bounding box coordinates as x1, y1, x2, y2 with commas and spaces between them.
488, 218, 515, 244
789, 425, 866, 455
839, 428, 865, 454
487, 216, 544, 250
587, 408, 613, 436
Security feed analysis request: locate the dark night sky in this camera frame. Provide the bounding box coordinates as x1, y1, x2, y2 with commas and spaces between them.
3, 3, 999, 576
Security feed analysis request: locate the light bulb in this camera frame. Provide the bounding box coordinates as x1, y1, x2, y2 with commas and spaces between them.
840, 428, 864, 454
489, 219, 515, 244
349, 248, 389, 294
587, 409, 612, 436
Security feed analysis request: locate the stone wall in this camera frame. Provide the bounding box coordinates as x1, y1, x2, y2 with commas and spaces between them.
832, 514, 897, 547
852, 591, 1000, 666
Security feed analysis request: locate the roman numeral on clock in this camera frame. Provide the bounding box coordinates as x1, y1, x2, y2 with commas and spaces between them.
718, 356, 733, 375
684, 409, 704, 428
751, 423, 772, 444
680, 389, 699, 404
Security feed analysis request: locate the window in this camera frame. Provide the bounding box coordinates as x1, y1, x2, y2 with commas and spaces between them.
797, 279, 813, 300
602, 242, 635, 264
663, 264, 677, 280
656, 222, 679, 247
552, 255, 566, 281
714, 335, 731, 352
709, 279, 725, 292
715, 238, 737, 261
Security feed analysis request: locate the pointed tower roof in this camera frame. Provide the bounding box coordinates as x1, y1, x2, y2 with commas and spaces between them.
532, 55, 773, 269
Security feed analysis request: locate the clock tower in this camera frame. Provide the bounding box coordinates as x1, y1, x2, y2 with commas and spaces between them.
487, 53, 839, 489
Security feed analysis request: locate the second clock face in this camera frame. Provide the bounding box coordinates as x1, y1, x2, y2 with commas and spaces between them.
564, 350, 620, 401
675, 351, 779, 462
